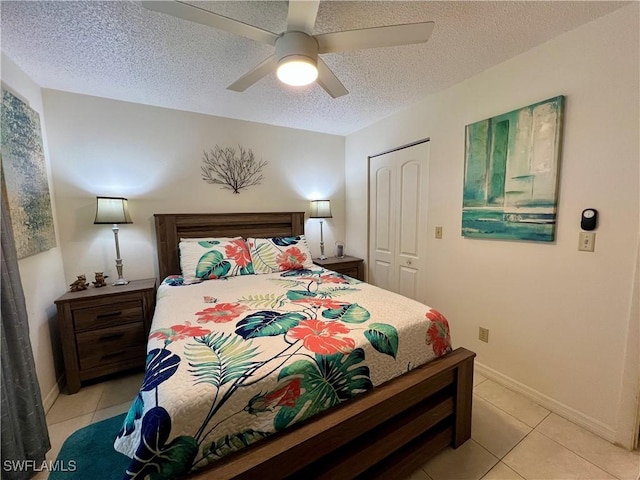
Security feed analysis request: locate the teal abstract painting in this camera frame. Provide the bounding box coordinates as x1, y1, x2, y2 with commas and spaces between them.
1, 89, 56, 258
462, 96, 564, 242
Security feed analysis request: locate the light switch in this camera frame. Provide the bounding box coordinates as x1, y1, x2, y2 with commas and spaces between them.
578, 232, 596, 252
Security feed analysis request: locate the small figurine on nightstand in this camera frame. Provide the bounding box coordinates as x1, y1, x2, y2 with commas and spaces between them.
69, 275, 88, 292
93, 272, 109, 288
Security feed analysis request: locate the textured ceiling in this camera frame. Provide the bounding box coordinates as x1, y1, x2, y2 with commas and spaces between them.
1, 1, 629, 135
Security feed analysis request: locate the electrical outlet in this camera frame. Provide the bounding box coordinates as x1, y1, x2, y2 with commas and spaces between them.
479, 327, 489, 343
578, 232, 596, 252
435, 226, 443, 239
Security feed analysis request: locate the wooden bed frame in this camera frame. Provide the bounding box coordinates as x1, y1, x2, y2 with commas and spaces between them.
154, 212, 475, 480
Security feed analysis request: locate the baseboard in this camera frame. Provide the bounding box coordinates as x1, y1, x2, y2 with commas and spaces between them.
42, 374, 64, 414
474, 362, 617, 444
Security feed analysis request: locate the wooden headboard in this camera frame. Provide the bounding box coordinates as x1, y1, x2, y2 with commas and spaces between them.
154, 212, 305, 280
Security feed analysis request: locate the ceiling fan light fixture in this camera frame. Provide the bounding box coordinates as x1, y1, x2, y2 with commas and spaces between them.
143, 2, 435, 98
277, 55, 318, 86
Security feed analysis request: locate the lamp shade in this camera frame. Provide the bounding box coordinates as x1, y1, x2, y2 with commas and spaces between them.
94, 196, 133, 224
310, 200, 332, 219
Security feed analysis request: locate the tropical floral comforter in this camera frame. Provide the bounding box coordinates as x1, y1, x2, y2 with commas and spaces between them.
114, 267, 452, 479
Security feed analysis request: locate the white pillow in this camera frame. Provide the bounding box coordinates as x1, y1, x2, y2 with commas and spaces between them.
179, 238, 254, 284
247, 235, 315, 274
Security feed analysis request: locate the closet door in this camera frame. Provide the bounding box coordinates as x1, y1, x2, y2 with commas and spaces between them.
368, 141, 429, 301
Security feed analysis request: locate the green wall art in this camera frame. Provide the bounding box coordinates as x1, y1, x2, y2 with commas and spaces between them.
462, 96, 565, 242
1, 89, 56, 258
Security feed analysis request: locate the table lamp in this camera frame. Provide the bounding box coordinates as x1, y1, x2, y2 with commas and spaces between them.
94, 196, 133, 285
310, 200, 332, 260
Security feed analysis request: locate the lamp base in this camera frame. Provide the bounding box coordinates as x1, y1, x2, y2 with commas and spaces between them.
112, 227, 129, 286
319, 227, 327, 261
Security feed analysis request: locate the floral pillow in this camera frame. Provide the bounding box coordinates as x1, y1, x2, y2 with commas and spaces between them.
247, 235, 315, 274
180, 237, 240, 242
179, 238, 254, 284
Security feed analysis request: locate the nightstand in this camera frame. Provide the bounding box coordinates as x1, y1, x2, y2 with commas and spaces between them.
55, 278, 156, 393
313, 256, 365, 281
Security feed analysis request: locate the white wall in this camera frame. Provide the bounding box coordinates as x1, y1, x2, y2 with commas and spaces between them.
42, 91, 345, 283
1, 53, 67, 411
345, 4, 639, 446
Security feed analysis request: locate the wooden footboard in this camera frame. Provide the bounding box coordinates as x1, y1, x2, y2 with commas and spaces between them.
188, 347, 475, 480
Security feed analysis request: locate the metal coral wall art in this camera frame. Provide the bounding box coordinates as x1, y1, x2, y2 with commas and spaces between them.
462, 96, 565, 242
1, 89, 56, 258
201, 145, 268, 194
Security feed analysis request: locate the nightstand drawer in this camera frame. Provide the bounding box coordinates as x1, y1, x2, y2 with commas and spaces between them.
76, 322, 146, 370
313, 256, 365, 281
338, 267, 360, 278
73, 300, 143, 331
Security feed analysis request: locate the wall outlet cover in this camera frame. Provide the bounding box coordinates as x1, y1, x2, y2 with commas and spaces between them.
479, 327, 489, 343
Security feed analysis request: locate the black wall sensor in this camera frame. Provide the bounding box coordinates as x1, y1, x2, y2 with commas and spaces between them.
581, 208, 598, 231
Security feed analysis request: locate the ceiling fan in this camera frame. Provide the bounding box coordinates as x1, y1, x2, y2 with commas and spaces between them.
142, 0, 435, 98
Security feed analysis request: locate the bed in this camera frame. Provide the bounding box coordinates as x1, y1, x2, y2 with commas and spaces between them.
115, 212, 475, 479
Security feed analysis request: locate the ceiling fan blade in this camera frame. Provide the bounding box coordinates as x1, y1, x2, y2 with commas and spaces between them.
316, 21, 435, 54
316, 58, 348, 98
142, 0, 278, 46
227, 55, 278, 92
286, 0, 320, 33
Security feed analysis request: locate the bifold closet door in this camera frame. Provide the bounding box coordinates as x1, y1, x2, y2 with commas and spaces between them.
369, 141, 429, 302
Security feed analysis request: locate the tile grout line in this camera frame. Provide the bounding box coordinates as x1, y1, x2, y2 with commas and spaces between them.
94, 383, 108, 421
472, 388, 551, 480
533, 425, 627, 480
473, 376, 488, 389
417, 466, 432, 480
476, 385, 625, 479
495, 411, 551, 480
474, 390, 549, 430
469, 438, 501, 480
46, 409, 91, 429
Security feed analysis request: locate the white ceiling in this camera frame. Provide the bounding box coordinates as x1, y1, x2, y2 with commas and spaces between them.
1, 1, 628, 136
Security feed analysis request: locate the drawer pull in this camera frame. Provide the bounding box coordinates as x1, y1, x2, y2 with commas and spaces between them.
102, 351, 125, 360
96, 311, 122, 319
99, 332, 126, 342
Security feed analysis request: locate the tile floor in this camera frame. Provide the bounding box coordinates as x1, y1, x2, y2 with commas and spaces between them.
34, 370, 145, 480
37, 369, 639, 480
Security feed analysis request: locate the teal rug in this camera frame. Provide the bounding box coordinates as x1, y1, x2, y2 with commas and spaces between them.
50, 413, 130, 479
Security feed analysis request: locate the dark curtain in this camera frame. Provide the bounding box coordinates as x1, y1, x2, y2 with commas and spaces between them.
1, 189, 51, 479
